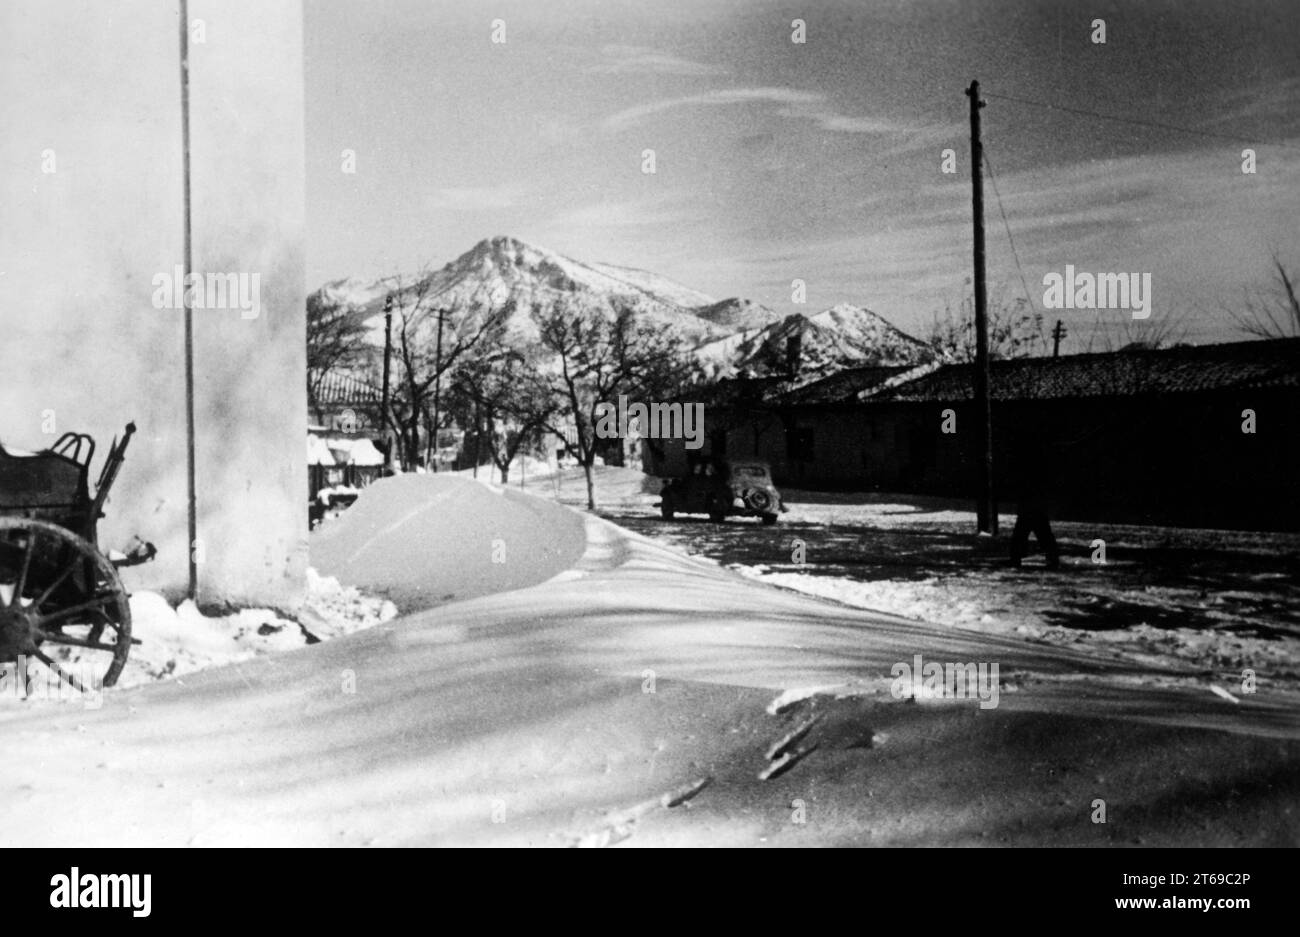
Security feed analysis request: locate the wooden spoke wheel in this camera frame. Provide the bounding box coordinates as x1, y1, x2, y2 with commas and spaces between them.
0, 517, 132, 692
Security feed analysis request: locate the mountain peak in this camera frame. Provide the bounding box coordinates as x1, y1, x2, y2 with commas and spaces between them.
329, 235, 731, 343
711, 302, 932, 379
823, 301, 868, 315
463, 234, 552, 264
811, 302, 878, 321
484, 233, 540, 252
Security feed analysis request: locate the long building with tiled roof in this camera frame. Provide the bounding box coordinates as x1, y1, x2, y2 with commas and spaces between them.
642, 338, 1299, 530
863, 339, 1300, 404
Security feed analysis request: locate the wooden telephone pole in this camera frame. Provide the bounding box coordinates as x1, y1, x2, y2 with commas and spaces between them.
1052, 319, 1067, 357
180, 0, 199, 599
381, 294, 394, 468
430, 308, 445, 472
967, 81, 996, 535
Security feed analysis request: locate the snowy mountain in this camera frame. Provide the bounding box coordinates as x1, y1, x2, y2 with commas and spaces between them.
716, 304, 934, 379
309, 237, 931, 378
312, 235, 730, 344
311, 274, 398, 314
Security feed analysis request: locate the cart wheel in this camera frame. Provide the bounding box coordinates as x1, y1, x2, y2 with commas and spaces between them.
0, 517, 132, 692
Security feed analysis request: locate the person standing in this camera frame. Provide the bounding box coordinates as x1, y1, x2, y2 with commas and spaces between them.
1006, 441, 1060, 570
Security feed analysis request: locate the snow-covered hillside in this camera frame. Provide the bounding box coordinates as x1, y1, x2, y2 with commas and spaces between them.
585, 259, 717, 310
693, 297, 783, 331
312, 235, 730, 345
311, 273, 400, 316
722, 303, 934, 378
309, 237, 932, 379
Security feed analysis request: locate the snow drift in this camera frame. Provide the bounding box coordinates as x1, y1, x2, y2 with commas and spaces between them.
310, 473, 588, 612
0, 467, 1296, 847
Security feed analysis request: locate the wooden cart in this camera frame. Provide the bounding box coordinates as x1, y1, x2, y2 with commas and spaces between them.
0, 423, 152, 692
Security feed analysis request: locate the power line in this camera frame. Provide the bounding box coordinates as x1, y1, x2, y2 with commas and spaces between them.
981, 145, 1037, 319
981, 90, 1300, 151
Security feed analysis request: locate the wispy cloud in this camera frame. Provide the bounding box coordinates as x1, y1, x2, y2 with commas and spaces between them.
602, 85, 929, 137
603, 87, 818, 131
586, 44, 726, 77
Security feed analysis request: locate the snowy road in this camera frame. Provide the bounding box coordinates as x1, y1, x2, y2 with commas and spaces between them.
570, 471, 1300, 703
0, 472, 1296, 847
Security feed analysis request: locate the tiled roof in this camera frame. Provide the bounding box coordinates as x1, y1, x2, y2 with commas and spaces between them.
865, 338, 1300, 403
313, 370, 383, 405
779, 365, 913, 405
702, 376, 794, 406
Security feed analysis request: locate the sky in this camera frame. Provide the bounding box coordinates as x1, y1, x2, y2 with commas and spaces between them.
305, 0, 1300, 349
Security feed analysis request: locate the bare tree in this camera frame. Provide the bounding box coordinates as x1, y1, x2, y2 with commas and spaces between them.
452, 348, 558, 483
927, 283, 1046, 362
1083, 303, 1188, 353
306, 291, 373, 424
1224, 255, 1300, 339
535, 302, 700, 510
385, 270, 510, 469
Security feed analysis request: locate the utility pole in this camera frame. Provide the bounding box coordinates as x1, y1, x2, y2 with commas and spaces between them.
966, 80, 996, 535
1052, 320, 1067, 358
381, 294, 394, 470
431, 307, 445, 472
472, 397, 480, 479
180, 0, 198, 601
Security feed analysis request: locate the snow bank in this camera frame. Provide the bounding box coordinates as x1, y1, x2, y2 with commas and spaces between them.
109, 570, 399, 688
297, 567, 399, 640
121, 593, 285, 686
3, 467, 1297, 847
732, 566, 1300, 692
309, 472, 588, 612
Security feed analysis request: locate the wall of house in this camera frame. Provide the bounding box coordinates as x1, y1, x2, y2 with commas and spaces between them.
0, 0, 307, 605
667, 389, 1296, 530
771, 393, 1298, 530
725, 413, 787, 478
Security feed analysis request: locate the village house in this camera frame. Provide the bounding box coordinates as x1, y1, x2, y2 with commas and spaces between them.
309, 370, 384, 434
